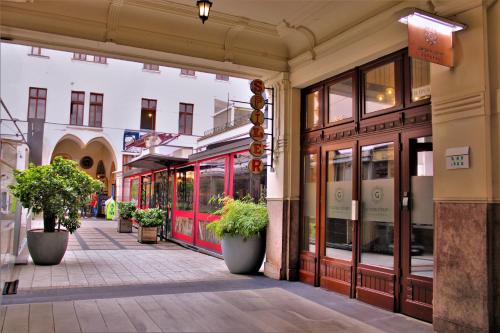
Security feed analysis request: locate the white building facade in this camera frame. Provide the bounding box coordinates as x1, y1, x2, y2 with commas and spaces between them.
0, 43, 253, 199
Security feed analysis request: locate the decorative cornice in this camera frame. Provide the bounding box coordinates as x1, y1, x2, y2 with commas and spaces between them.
105, 0, 124, 42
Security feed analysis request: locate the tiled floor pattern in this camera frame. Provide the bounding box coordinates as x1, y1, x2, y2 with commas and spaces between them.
1, 218, 433, 332
0, 288, 400, 333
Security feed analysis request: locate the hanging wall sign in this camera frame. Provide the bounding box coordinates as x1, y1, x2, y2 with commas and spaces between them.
248, 79, 267, 174
250, 110, 265, 125
408, 19, 453, 67
249, 141, 265, 158
248, 159, 264, 174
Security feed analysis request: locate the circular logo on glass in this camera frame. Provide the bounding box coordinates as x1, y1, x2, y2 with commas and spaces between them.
335, 189, 344, 202
371, 187, 384, 203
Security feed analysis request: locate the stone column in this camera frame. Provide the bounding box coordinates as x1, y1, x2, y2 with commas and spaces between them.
431, 3, 498, 332
264, 73, 302, 280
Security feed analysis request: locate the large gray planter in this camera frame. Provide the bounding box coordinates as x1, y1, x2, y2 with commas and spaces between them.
27, 229, 69, 265
221, 233, 265, 274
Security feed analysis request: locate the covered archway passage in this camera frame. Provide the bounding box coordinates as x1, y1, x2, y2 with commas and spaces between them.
51, 135, 117, 198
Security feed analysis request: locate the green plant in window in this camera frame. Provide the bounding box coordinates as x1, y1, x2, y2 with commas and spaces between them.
207, 196, 268, 240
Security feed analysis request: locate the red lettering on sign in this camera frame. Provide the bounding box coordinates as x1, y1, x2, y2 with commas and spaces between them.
249, 125, 265, 141
249, 142, 264, 157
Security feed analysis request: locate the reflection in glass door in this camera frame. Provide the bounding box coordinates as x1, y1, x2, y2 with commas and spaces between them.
320, 146, 355, 296
401, 133, 433, 322
299, 150, 319, 285
356, 139, 399, 312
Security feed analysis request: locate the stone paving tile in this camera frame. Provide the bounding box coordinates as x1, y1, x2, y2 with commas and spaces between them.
1, 288, 401, 333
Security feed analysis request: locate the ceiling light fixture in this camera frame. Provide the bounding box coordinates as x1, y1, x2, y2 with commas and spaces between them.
197, 0, 212, 24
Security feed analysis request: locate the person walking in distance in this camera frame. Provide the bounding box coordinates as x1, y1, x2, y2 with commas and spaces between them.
90, 193, 98, 218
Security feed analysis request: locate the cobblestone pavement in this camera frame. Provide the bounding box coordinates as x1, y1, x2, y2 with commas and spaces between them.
0, 219, 433, 332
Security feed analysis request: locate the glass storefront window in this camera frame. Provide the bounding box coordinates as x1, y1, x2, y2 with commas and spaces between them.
411, 136, 434, 277
364, 62, 397, 114
233, 152, 267, 201
130, 178, 139, 205
141, 175, 152, 208
198, 158, 226, 214
411, 58, 431, 102
305, 91, 321, 128
326, 148, 353, 261
152, 171, 169, 209
360, 143, 395, 268
123, 178, 131, 202
302, 153, 317, 253
328, 77, 353, 123
176, 166, 194, 211
175, 216, 193, 236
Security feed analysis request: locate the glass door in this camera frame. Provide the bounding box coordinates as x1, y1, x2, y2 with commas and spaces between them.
356, 135, 400, 311
319, 142, 356, 296
401, 130, 433, 322
299, 147, 320, 285
172, 165, 195, 244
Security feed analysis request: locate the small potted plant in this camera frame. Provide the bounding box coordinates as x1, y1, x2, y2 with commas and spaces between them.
207, 197, 268, 274
117, 202, 136, 233
133, 208, 164, 243
10, 157, 101, 265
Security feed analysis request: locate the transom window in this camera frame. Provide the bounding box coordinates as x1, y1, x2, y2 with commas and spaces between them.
215, 74, 229, 81
92, 56, 107, 64
89, 93, 103, 127
70, 91, 85, 126
28, 87, 47, 120
328, 75, 354, 123
140, 98, 157, 130
30, 47, 42, 56
73, 53, 87, 61
364, 61, 398, 114
179, 103, 194, 135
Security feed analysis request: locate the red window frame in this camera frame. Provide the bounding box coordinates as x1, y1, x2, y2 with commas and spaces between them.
172, 163, 196, 245
179, 103, 194, 135
215, 74, 229, 81
89, 93, 103, 127
143, 63, 159, 71
180, 68, 195, 76
70, 91, 85, 126
27, 87, 47, 120
140, 98, 157, 130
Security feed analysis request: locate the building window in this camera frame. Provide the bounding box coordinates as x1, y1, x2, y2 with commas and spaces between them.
70, 91, 85, 126
93, 56, 107, 64
89, 93, 103, 127
143, 63, 160, 71
30, 47, 42, 56
180, 68, 195, 76
28, 87, 47, 120
140, 98, 157, 130
73, 53, 87, 61
215, 74, 229, 81
179, 103, 194, 135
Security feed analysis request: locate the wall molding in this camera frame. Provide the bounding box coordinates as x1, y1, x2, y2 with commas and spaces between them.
432, 91, 485, 124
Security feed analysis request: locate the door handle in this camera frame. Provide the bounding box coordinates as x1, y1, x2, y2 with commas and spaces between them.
402, 192, 410, 209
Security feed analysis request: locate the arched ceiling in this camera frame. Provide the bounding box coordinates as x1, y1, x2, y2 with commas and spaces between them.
0, 0, 472, 79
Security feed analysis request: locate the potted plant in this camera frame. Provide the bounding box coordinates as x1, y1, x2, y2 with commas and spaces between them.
133, 208, 164, 243
117, 201, 136, 233
207, 197, 268, 274
10, 157, 101, 265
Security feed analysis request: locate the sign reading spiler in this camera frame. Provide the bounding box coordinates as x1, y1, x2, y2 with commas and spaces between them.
248, 79, 266, 174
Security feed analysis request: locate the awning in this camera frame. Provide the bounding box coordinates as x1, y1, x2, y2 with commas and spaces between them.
124, 153, 188, 170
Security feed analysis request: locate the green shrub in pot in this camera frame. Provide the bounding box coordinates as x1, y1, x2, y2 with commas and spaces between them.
117, 201, 136, 233
133, 208, 165, 227
208, 197, 268, 274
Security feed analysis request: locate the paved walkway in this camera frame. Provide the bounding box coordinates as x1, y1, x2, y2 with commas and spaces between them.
0, 219, 433, 332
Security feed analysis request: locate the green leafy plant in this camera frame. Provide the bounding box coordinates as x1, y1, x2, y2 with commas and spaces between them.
10, 157, 102, 233
118, 201, 137, 219
207, 197, 268, 240
133, 208, 165, 227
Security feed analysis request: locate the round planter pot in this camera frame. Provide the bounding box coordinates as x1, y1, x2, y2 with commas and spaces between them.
221, 233, 265, 274
27, 229, 69, 265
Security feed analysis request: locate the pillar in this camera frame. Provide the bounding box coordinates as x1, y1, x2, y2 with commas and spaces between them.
431, 3, 499, 332
264, 73, 302, 280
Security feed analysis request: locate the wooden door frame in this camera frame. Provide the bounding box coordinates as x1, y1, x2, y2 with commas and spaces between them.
319, 140, 358, 297
299, 145, 321, 286
401, 126, 433, 322
355, 132, 401, 311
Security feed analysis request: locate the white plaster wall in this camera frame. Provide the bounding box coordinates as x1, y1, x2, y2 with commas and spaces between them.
0, 43, 253, 170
